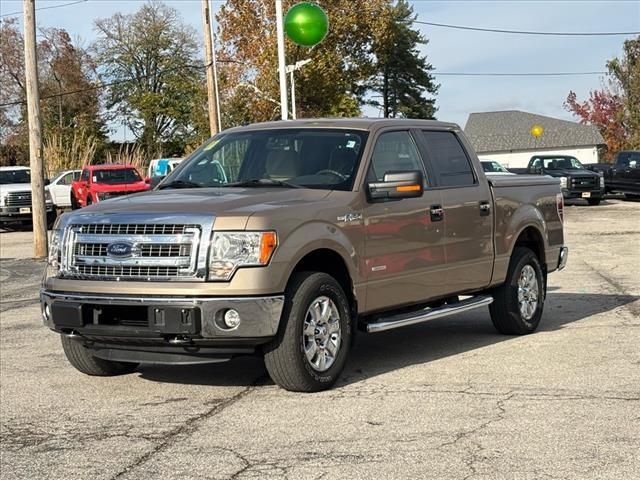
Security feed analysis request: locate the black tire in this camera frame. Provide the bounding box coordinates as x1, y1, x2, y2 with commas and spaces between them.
86, 196, 92, 206
70, 194, 79, 210
264, 272, 352, 392
490, 247, 545, 335
587, 198, 601, 206
61, 335, 138, 376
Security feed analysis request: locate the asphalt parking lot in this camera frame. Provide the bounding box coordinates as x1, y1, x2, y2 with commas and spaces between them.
1, 199, 639, 480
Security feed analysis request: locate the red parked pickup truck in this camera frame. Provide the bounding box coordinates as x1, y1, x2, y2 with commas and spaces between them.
71, 164, 151, 209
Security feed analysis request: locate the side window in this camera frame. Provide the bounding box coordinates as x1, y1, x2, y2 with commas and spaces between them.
58, 172, 73, 185
369, 131, 425, 182
80, 169, 90, 182
420, 131, 476, 187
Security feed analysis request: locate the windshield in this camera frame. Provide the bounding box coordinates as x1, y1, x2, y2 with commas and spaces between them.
482, 161, 509, 173
532, 157, 584, 170
93, 168, 142, 184
0, 169, 31, 184
166, 128, 368, 190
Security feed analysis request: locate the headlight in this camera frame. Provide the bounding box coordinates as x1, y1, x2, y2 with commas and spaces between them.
599, 175, 605, 188
208, 231, 277, 281
45, 228, 63, 279
44, 189, 53, 204
0, 195, 5, 207
560, 177, 568, 188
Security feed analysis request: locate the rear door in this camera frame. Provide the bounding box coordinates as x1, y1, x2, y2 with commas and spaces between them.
416, 130, 494, 292
362, 130, 447, 312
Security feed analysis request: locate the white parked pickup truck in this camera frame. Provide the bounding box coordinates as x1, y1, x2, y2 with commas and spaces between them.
47, 169, 82, 208
0, 166, 56, 227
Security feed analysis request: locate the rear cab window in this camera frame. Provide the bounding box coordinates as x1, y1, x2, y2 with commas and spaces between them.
417, 131, 477, 187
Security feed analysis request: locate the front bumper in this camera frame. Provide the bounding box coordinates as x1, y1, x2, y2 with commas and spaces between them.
561, 189, 604, 200
1, 205, 54, 223
40, 290, 284, 363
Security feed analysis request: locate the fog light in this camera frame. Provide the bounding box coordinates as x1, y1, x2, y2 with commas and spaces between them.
43, 304, 51, 322
223, 309, 241, 329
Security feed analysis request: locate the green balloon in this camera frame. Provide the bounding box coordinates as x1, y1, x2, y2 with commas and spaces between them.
284, 2, 328, 47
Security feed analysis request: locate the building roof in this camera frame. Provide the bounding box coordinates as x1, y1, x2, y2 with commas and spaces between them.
464, 110, 605, 153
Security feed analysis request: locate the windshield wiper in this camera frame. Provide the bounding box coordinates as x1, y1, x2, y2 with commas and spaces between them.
224, 178, 303, 189
157, 179, 202, 190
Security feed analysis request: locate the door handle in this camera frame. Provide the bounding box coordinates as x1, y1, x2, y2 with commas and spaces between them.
479, 201, 491, 216
430, 205, 443, 222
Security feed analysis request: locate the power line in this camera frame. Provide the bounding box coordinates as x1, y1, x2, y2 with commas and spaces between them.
413, 20, 640, 36
432, 71, 607, 77
0, 0, 87, 19
0, 64, 205, 108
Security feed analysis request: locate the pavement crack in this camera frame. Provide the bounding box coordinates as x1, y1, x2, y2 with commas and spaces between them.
109, 375, 267, 480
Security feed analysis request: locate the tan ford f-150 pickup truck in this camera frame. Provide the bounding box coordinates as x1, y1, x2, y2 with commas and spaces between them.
41, 119, 568, 392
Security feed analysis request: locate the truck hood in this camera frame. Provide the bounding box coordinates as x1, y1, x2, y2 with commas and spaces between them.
69, 187, 333, 217
0, 183, 32, 196
543, 169, 600, 178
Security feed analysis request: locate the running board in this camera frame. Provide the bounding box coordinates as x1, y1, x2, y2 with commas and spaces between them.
366, 295, 493, 333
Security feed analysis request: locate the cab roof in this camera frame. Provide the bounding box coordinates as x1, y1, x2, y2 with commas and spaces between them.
225, 118, 460, 134
84, 164, 138, 170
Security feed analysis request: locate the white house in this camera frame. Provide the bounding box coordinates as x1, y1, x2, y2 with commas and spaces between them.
464, 110, 605, 169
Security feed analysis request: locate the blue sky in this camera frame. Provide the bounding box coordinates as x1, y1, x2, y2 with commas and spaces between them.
1, 0, 638, 137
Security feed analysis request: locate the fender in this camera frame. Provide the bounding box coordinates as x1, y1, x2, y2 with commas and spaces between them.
266, 219, 363, 296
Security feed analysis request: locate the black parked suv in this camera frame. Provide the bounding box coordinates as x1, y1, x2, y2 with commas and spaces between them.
524, 155, 605, 205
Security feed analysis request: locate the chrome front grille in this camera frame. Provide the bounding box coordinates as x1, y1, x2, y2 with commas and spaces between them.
570, 176, 597, 191
75, 265, 180, 277
77, 224, 196, 235
62, 222, 202, 281
5, 191, 32, 207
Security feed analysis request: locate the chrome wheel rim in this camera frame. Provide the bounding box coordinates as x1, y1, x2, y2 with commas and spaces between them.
517, 264, 539, 321
302, 296, 342, 372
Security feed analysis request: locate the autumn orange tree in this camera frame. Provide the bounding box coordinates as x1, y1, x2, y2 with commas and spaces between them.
565, 36, 640, 160
0, 18, 105, 166
216, 0, 390, 126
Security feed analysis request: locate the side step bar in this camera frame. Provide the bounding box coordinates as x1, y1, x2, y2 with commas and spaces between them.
366, 295, 493, 333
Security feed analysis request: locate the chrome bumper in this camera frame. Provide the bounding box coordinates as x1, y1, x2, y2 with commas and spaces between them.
558, 246, 569, 271
40, 290, 284, 339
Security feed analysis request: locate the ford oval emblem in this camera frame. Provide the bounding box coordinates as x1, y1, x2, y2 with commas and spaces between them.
106, 242, 134, 258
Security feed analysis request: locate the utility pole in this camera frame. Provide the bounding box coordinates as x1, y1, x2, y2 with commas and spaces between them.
275, 0, 288, 120
23, 0, 47, 258
201, 0, 219, 136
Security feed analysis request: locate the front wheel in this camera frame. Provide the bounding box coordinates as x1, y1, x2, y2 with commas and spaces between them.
264, 272, 352, 392
61, 335, 138, 376
70, 194, 79, 210
490, 247, 545, 335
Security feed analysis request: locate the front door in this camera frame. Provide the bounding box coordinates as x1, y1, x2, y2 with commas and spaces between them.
416, 130, 494, 292
363, 130, 447, 313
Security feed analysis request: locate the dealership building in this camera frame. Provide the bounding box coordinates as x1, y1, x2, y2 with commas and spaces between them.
464, 110, 605, 169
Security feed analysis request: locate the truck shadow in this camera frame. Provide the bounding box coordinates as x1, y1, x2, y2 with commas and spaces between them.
136, 292, 638, 388
338, 291, 638, 387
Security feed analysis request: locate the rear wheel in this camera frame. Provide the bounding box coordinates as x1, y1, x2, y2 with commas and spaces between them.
264, 272, 352, 392
61, 336, 138, 376
490, 247, 545, 335
587, 198, 601, 206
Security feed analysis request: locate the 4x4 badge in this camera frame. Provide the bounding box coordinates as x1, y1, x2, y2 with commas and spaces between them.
337, 213, 362, 223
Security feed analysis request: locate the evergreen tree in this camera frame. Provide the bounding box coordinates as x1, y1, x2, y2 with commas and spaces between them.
371, 0, 438, 119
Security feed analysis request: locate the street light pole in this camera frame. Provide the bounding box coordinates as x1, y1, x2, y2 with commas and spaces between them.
275, 0, 288, 120
285, 59, 311, 120
290, 70, 296, 119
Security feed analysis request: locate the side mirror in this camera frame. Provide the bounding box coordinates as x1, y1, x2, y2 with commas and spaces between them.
367, 170, 423, 201
151, 175, 166, 189
144, 177, 151, 184
44, 178, 50, 186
